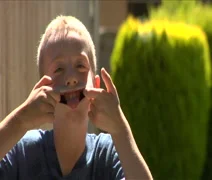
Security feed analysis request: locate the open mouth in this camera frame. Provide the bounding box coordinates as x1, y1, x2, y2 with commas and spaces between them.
60, 88, 85, 108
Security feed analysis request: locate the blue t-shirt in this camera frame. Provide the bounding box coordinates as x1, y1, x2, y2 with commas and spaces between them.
0, 130, 124, 179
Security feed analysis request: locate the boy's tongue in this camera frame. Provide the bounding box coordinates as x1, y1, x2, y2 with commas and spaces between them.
65, 91, 80, 109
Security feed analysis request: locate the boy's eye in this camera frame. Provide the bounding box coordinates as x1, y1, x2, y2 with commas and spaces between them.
77, 64, 86, 69
54, 67, 64, 73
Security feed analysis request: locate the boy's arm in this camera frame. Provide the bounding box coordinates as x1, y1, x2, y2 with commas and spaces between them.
111, 113, 152, 180
0, 105, 27, 160
84, 68, 153, 180
0, 75, 60, 161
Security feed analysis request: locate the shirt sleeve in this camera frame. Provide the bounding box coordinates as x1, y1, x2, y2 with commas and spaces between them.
93, 133, 125, 180
0, 147, 18, 179
111, 145, 125, 180
0, 130, 44, 180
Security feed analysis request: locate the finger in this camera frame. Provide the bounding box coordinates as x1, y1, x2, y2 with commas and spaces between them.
94, 75, 100, 88
101, 68, 118, 96
83, 88, 105, 99
40, 102, 55, 113
43, 112, 55, 123
45, 104, 55, 114
33, 75, 53, 90
90, 103, 96, 115
88, 110, 95, 123
41, 93, 57, 107
40, 86, 60, 103
48, 90, 60, 103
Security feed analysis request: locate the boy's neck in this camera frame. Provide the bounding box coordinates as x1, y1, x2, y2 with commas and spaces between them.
53, 117, 88, 177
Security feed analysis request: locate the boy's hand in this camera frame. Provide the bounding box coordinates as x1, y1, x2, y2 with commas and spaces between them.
17, 76, 60, 131
84, 68, 126, 134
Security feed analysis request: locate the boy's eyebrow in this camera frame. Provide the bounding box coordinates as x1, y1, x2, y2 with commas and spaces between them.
51, 53, 89, 64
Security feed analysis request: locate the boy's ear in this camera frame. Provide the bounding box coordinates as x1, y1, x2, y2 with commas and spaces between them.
94, 75, 100, 88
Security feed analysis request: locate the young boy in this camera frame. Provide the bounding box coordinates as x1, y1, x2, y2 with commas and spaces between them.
0, 16, 152, 180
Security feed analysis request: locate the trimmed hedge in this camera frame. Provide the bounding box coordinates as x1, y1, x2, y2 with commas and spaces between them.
111, 16, 211, 180
150, 2, 212, 179
150, 0, 212, 70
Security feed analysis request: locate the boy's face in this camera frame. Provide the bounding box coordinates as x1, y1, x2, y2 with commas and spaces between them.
41, 31, 99, 112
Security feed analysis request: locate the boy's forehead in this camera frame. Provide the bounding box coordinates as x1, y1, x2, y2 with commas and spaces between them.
39, 30, 95, 76
44, 33, 88, 61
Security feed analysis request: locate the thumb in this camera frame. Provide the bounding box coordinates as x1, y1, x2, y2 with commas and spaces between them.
88, 110, 96, 125
33, 75, 53, 90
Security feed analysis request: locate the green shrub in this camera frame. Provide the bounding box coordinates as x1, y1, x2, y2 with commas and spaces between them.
150, 0, 212, 68
111, 16, 211, 180
150, 2, 212, 179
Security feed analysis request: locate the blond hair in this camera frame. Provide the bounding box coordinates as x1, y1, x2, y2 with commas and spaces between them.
37, 15, 96, 76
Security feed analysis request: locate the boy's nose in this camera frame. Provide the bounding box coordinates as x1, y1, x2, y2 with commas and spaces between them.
66, 76, 78, 86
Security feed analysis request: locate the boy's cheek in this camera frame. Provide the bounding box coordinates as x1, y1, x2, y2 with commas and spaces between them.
51, 76, 64, 88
